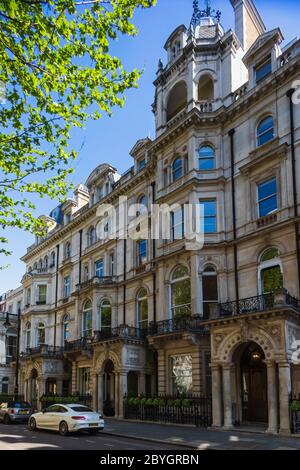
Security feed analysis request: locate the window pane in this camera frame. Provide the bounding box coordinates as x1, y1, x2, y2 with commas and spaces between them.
138, 298, 148, 328
172, 208, 184, 240
255, 60, 271, 82
171, 355, 193, 395
101, 305, 111, 329
172, 279, 191, 317
261, 266, 283, 293
258, 179, 276, 200
200, 200, 217, 233
203, 275, 218, 302
259, 196, 277, 217
95, 260, 104, 277
199, 158, 215, 170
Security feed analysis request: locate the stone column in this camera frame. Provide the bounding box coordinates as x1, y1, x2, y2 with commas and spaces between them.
98, 374, 104, 413
56, 379, 63, 396
92, 374, 98, 411
71, 362, 77, 394
138, 372, 146, 395
266, 361, 278, 434
211, 364, 222, 427
114, 373, 120, 417
118, 372, 128, 418
190, 252, 202, 316
278, 362, 292, 434
223, 364, 233, 429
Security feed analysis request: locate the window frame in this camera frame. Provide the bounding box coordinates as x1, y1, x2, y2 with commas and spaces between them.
257, 115, 274, 147
255, 57, 272, 84
198, 145, 216, 170
137, 239, 147, 266
200, 199, 217, 234
136, 288, 148, 330
82, 300, 93, 338
172, 157, 183, 182
257, 177, 278, 218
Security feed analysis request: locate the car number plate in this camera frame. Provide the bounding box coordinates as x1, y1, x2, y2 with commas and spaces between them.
89, 423, 98, 427
19, 410, 28, 415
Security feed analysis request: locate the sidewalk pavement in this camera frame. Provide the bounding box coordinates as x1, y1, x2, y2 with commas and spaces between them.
102, 418, 300, 450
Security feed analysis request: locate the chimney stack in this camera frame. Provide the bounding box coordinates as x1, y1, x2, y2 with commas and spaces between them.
230, 0, 266, 51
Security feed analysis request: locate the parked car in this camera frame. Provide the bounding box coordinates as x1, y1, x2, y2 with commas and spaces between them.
0, 401, 33, 424
28, 404, 105, 436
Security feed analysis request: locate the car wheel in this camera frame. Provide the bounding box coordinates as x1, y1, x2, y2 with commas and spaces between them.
29, 418, 37, 431
3, 415, 10, 425
59, 421, 69, 436
88, 429, 99, 435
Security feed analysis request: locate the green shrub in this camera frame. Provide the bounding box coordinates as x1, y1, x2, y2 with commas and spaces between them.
128, 397, 136, 406
140, 397, 147, 405
153, 398, 160, 406
182, 398, 192, 407
145, 398, 153, 406
133, 398, 141, 406
290, 400, 300, 412
167, 398, 174, 406
158, 398, 166, 406
174, 398, 182, 407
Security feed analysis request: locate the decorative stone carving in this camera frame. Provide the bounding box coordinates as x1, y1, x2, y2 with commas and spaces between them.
126, 348, 140, 366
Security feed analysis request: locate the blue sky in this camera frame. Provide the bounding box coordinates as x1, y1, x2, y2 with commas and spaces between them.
1, 0, 299, 293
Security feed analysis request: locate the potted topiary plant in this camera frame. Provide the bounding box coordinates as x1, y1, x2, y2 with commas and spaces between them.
290, 400, 300, 433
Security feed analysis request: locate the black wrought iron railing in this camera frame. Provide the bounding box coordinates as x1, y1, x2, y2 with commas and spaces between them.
124, 395, 212, 427
94, 325, 147, 343
21, 344, 64, 357
148, 316, 210, 336
64, 337, 91, 352
218, 291, 300, 317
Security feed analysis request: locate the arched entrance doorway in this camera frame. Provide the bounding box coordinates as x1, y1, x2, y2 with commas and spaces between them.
103, 360, 115, 416
235, 342, 268, 424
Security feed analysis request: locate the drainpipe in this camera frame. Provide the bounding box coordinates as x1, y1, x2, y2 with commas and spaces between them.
287, 88, 300, 295
229, 129, 240, 310
123, 239, 126, 324
78, 229, 83, 285
53, 244, 60, 349
151, 182, 157, 324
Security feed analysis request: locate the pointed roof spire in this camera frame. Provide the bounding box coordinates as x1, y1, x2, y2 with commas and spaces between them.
190, 0, 222, 29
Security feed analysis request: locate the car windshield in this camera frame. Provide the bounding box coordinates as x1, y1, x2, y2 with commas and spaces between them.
69, 406, 93, 413
8, 402, 31, 408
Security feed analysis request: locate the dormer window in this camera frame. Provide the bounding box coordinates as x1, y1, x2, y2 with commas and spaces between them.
255, 57, 271, 84
137, 157, 146, 171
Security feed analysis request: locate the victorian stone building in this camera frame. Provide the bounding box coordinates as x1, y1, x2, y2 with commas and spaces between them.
14, 0, 300, 434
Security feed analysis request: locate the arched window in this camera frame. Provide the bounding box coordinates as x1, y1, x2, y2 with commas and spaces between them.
82, 299, 93, 338
257, 116, 274, 146
99, 300, 111, 331
37, 322, 45, 346
137, 288, 148, 330
202, 266, 218, 319
259, 247, 283, 294
44, 256, 48, 269
172, 157, 183, 182
198, 145, 215, 170
166, 81, 187, 121
198, 74, 214, 101
1, 377, 9, 394
25, 322, 31, 349
88, 226, 96, 246
38, 259, 43, 269
138, 194, 148, 214
170, 266, 191, 318
137, 239, 147, 266
33, 262, 38, 270
50, 251, 55, 268
65, 241, 71, 259
62, 314, 70, 343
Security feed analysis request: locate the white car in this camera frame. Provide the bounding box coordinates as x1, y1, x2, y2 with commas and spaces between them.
28, 404, 105, 436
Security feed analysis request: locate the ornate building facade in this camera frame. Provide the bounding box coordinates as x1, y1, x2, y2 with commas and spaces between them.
14, 0, 300, 433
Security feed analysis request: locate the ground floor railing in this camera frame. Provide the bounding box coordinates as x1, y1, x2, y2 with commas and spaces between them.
123, 395, 212, 427
290, 395, 300, 434
39, 394, 92, 409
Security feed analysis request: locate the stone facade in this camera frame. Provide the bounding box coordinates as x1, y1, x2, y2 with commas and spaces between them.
7, 1, 300, 433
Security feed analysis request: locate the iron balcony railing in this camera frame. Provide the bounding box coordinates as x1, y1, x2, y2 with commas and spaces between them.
65, 326, 147, 352
21, 344, 64, 357
94, 325, 147, 343
218, 290, 300, 317
148, 315, 210, 336
76, 275, 117, 291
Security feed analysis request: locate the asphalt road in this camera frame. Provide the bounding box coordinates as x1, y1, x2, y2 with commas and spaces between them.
0, 423, 190, 450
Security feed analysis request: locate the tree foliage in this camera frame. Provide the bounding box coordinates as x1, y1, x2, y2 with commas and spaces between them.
0, 0, 155, 256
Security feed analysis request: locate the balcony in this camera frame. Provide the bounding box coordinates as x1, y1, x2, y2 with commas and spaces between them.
64, 337, 91, 353
20, 344, 64, 358
218, 290, 300, 317
76, 275, 117, 292
148, 315, 210, 336
93, 325, 147, 343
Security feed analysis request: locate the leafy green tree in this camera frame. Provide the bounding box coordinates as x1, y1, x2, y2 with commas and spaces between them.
0, 0, 155, 257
